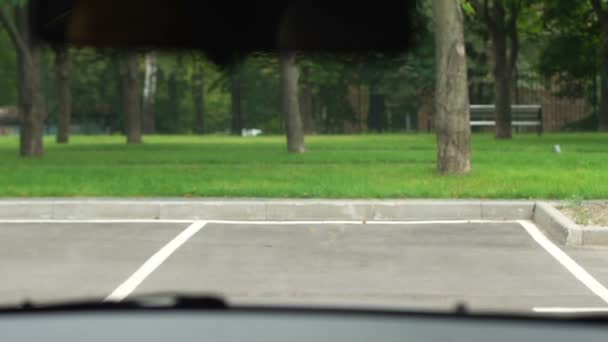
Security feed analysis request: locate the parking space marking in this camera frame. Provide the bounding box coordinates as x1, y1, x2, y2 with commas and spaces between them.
533, 307, 608, 313
0, 219, 194, 224
519, 220, 608, 304
0, 219, 519, 225
201, 220, 519, 225
104, 221, 207, 302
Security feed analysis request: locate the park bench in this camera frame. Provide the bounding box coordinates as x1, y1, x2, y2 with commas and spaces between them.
469, 104, 543, 135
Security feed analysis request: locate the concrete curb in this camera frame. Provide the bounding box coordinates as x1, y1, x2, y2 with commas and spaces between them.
532, 202, 608, 246
1, 199, 604, 245
0, 199, 535, 221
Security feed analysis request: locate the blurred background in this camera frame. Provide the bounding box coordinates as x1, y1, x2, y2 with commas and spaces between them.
0, 1, 601, 138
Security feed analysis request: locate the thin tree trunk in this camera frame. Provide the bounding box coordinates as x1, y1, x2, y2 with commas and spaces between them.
231, 67, 242, 135
513, 66, 519, 105
54, 45, 71, 144
493, 40, 512, 138
491, 23, 512, 138
367, 81, 386, 132
192, 57, 205, 134
367, 82, 377, 131
599, 50, 608, 131
280, 51, 305, 153
590, 0, 608, 131
18, 49, 45, 156
120, 52, 142, 144
299, 65, 314, 134
312, 93, 322, 132
358, 82, 363, 131
432, 0, 472, 174
142, 52, 157, 134
14, 7, 45, 157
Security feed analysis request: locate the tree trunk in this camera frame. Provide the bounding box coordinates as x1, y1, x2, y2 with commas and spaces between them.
142, 52, 157, 134
54, 45, 71, 144
300, 66, 314, 134
598, 24, 608, 131
192, 58, 205, 134
18, 50, 45, 156
120, 52, 142, 144
299, 65, 314, 134
432, 0, 472, 174
368, 81, 386, 132
280, 51, 305, 153
491, 26, 512, 139
230, 68, 242, 135
358, 82, 364, 131
590, 0, 608, 131
312, 93, 323, 132
14, 7, 45, 157
599, 48, 608, 131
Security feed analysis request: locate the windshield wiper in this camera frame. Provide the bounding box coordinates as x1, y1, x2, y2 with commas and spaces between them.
0, 293, 228, 313
5, 295, 608, 323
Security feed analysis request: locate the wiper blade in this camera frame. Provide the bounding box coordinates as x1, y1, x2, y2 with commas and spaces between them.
0, 293, 228, 313
5, 296, 608, 324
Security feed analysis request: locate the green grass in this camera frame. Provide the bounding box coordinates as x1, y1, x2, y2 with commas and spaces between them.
0, 133, 606, 199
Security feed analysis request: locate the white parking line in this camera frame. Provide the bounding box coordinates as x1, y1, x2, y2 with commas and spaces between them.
533, 307, 608, 313
205, 219, 519, 225
104, 221, 207, 302
0, 219, 518, 225
0, 219, 194, 224
519, 220, 608, 305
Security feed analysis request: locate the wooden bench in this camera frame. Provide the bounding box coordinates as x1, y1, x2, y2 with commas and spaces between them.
470, 104, 543, 135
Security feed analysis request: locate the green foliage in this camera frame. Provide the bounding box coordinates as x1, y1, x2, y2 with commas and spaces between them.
2, 0, 26, 6
461, 1, 476, 16
537, 0, 600, 100
240, 53, 282, 133
68, 49, 122, 131
0, 29, 16, 105
0, 0, 599, 136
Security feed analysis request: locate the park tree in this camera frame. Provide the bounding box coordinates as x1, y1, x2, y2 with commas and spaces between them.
142, 51, 158, 134
0, 26, 17, 105
432, 0, 472, 174
0, 1, 46, 156
360, 53, 416, 133
299, 63, 314, 134
361, 56, 389, 133
119, 52, 142, 144
280, 51, 305, 152
68, 49, 124, 134
590, 0, 608, 131
304, 54, 359, 133
230, 66, 243, 135
53, 44, 71, 143
155, 53, 192, 133
353, 53, 409, 132
469, 0, 522, 139
191, 54, 205, 134
538, 0, 606, 131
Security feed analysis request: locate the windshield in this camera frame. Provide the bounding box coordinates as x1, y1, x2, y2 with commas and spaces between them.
0, 0, 607, 317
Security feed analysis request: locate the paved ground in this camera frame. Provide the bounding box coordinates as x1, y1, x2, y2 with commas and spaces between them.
1, 220, 608, 314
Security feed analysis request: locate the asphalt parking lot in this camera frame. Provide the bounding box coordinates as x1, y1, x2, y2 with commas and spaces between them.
1, 219, 608, 314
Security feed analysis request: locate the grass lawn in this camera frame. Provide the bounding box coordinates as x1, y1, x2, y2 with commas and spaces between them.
0, 133, 606, 199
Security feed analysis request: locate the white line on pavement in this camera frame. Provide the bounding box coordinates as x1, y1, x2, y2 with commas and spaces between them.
533, 307, 608, 313
104, 220, 207, 302
0, 219, 195, 224
204, 219, 519, 225
518, 220, 608, 305
0, 219, 518, 225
